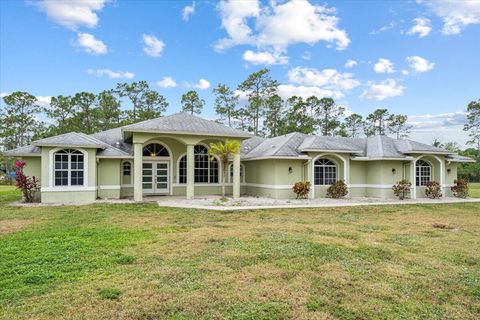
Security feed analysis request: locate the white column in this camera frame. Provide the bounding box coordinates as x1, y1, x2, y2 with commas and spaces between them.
133, 143, 143, 202
186, 144, 195, 199
411, 160, 417, 199
440, 159, 445, 197
310, 159, 315, 199
233, 153, 240, 199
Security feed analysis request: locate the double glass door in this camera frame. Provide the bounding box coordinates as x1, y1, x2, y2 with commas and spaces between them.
142, 161, 169, 194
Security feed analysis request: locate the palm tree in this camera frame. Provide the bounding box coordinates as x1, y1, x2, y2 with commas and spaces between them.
208, 139, 241, 197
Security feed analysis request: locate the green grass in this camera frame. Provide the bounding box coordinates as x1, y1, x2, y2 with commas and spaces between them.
0, 189, 479, 319
470, 183, 480, 198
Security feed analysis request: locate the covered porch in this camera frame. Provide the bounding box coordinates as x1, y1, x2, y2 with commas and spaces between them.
129, 132, 242, 201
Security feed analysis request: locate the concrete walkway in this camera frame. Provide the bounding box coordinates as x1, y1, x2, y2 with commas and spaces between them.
155, 195, 480, 211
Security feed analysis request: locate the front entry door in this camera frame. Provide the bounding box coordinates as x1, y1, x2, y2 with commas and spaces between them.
142, 161, 169, 194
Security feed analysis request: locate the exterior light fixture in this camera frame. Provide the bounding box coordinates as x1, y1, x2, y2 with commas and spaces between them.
392, 168, 396, 174
288, 167, 293, 173
447, 168, 451, 174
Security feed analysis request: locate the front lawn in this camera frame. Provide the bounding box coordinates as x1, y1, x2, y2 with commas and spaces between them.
0, 189, 479, 319
470, 182, 480, 198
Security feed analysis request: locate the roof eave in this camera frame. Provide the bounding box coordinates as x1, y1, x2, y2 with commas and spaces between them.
301, 148, 363, 153
351, 156, 415, 161
2, 152, 41, 157
31, 143, 105, 149
121, 128, 252, 139
241, 155, 311, 161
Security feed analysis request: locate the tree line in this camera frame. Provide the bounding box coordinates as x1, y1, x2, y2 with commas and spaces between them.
0, 68, 479, 169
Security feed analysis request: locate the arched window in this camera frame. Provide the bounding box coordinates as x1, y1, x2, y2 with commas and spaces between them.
178, 145, 219, 184
143, 143, 169, 157
54, 149, 84, 186
416, 159, 431, 186
314, 158, 336, 185
228, 163, 245, 183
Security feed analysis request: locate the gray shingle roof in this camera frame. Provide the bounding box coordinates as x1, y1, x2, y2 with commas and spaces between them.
91, 128, 133, 157
31, 132, 106, 148
2, 145, 41, 157
299, 136, 365, 154
446, 154, 476, 163
122, 112, 253, 138
242, 132, 310, 159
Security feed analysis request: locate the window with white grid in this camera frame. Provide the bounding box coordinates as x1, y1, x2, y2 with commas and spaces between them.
54, 149, 84, 186
314, 158, 337, 185
416, 160, 431, 186
178, 145, 219, 184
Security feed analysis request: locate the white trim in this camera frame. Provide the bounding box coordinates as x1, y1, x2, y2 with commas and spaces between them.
48, 147, 89, 188
301, 149, 361, 153
122, 128, 251, 139
176, 143, 222, 185
121, 184, 134, 188
242, 156, 311, 161
416, 155, 445, 198
245, 183, 292, 190
173, 183, 222, 187
142, 140, 173, 195
99, 185, 121, 190
97, 156, 134, 159
227, 162, 245, 183
41, 186, 97, 192
348, 184, 412, 189
351, 157, 415, 161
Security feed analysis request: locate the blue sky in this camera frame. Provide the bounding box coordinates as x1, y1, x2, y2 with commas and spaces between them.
1, 0, 479, 146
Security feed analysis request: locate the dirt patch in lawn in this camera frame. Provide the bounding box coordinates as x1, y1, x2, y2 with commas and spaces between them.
0, 219, 32, 235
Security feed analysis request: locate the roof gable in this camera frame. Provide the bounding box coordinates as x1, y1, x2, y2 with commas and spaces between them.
31, 132, 107, 148
121, 112, 252, 138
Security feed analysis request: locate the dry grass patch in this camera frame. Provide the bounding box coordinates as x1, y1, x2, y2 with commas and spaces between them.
1, 196, 479, 319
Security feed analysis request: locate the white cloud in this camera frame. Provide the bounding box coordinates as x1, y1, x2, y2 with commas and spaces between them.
0, 92, 51, 107
344, 59, 358, 68
36, 96, 52, 108
406, 56, 435, 73
408, 110, 467, 130
75, 33, 108, 55
193, 78, 211, 90
156, 76, 177, 88
423, 0, 480, 35
360, 79, 405, 101
370, 21, 397, 35
37, 0, 107, 30
374, 58, 395, 73
284, 67, 360, 99
142, 34, 165, 57
402, 69, 410, 75
278, 84, 341, 100
288, 67, 360, 90
87, 68, 135, 79
407, 17, 432, 38
242, 50, 288, 65
215, 0, 350, 53
182, 1, 196, 21
301, 51, 312, 60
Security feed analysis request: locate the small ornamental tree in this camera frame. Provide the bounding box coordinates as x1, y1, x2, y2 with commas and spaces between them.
326, 180, 348, 199
292, 181, 311, 199
392, 179, 411, 200
425, 181, 442, 199
208, 140, 241, 197
14, 160, 40, 203
451, 179, 469, 198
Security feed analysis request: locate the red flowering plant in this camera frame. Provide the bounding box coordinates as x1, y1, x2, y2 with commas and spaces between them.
14, 160, 40, 203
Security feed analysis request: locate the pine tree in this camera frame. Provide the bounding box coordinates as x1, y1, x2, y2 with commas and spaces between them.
181, 90, 204, 114
213, 84, 238, 127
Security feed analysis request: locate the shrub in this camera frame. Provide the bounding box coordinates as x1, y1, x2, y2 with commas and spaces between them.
392, 179, 411, 200
326, 180, 348, 199
425, 181, 442, 199
292, 181, 311, 199
451, 179, 469, 198
14, 160, 40, 203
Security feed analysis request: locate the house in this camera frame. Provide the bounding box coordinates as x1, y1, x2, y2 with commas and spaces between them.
3, 112, 474, 204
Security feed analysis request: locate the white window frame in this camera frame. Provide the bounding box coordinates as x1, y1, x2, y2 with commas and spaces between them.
177, 144, 220, 184
314, 158, 337, 185
122, 161, 132, 176
48, 148, 88, 188
416, 159, 431, 186
228, 163, 245, 183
